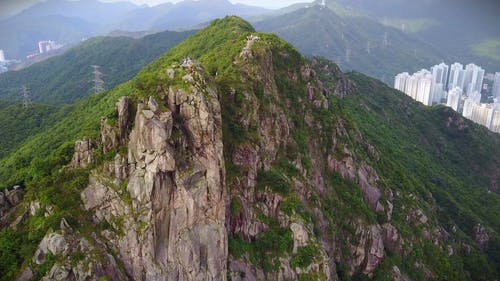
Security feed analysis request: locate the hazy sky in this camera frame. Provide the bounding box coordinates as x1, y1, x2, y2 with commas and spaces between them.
103, 0, 311, 8
0, 0, 312, 18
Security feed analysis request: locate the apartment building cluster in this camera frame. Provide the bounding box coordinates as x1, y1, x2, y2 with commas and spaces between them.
394, 63, 500, 133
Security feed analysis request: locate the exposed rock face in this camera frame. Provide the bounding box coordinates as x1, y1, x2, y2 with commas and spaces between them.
392, 266, 412, 281
473, 223, 490, 249
117, 96, 132, 143
291, 222, 309, 253
27, 225, 130, 281
34, 232, 68, 265
0, 186, 25, 229
101, 119, 119, 154
82, 67, 227, 280
347, 224, 385, 277
71, 139, 94, 168
382, 223, 403, 254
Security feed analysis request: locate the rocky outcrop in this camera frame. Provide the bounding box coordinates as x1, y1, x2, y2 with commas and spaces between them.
348, 224, 385, 277
34, 232, 68, 264
382, 223, 404, 254
71, 139, 94, 168
0, 186, 25, 229
291, 222, 309, 254
473, 223, 490, 249
101, 119, 119, 154
117, 96, 132, 143
240, 35, 260, 59
27, 223, 130, 281
392, 266, 412, 281
81, 62, 228, 281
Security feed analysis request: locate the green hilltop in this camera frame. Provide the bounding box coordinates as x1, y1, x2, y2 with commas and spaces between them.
0, 16, 498, 281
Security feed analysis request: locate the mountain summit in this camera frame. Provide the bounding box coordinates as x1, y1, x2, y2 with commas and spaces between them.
0, 17, 499, 281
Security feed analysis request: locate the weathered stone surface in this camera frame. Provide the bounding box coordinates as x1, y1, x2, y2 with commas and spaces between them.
473, 223, 490, 249
364, 225, 384, 276
16, 267, 34, 281
392, 266, 412, 281
29, 201, 41, 216
166, 68, 175, 79
230, 260, 265, 281
382, 223, 403, 254
34, 233, 68, 265
409, 209, 428, 225
328, 154, 356, 181
240, 34, 260, 59
358, 165, 383, 213
82, 78, 227, 280
113, 154, 128, 183
5, 186, 24, 206
71, 139, 94, 168
101, 118, 119, 154
81, 176, 127, 223
291, 223, 309, 254
348, 224, 385, 277
117, 96, 131, 143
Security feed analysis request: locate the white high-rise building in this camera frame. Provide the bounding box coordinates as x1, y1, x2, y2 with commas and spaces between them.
491, 110, 500, 133
405, 75, 420, 99
431, 63, 449, 89
394, 72, 410, 92
469, 103, 493, 128
463, 63, 485, 95
417, 74, 433, 106
462, 91, 482, 118
492, 72, 500, 99
38, 40, 62, 54
448, 63, 465, 91
0, 50, 5, 62
395, 69, 433, 105
446, 87, 463, 112
432, 83, 445, 104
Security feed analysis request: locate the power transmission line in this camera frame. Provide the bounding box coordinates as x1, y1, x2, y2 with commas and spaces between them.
383, 32, 389, 47
345, 46, 351, 63
21, 85, 32, 108
91, 65, 105, 94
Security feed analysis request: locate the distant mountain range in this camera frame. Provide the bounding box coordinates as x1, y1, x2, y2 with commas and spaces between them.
253, 4, 445, 82
1, 0, 498, 82
0, 0, 268, 59
328, 0, 500, 71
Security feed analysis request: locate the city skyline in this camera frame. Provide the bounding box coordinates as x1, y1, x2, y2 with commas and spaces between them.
394, 62, 500, 133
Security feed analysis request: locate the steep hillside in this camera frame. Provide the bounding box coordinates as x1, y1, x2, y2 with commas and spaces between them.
254, 5, 445, 82
0, 102, 71, 159
0, 17, 498, 281
0, 30, 194, 105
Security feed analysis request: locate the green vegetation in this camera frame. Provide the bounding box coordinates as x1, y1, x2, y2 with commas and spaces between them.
0, 102, 70, 159
229, 221, 293, 273
0, 15, 498, 281
256, 169, 292, 195
0, 29, 194, 105
291, 244, 321, 269
339, 71, 500, 279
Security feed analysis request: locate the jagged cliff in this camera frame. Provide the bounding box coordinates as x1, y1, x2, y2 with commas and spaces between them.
0, 17, 499, 281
